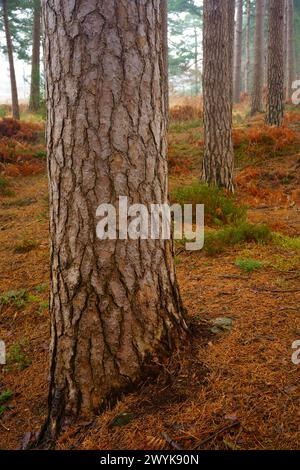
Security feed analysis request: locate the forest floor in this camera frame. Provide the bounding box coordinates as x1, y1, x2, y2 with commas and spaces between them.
0, 101, 300, 450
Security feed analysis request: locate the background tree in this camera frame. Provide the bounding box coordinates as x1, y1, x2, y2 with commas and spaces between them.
202, 0, 235, 192
233, 0, 244, 102
28, 0, 41, 111
168, 8, 202, 95
244, 0, 251, 94
266, 0, 285, 126
42, 0, 187, 441
251, 0, 266, 114
1, 0, 20, 120
286, 0, 296, 101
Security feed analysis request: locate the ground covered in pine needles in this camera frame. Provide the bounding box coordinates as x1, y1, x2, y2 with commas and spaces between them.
0, 101, 300, 450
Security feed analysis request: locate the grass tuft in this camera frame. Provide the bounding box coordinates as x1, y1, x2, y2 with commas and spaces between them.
235, 258, 263, 273
171, 182, 247, 226
204, 222, 272, 256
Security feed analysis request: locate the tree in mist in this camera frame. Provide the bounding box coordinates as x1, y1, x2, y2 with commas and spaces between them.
202, 0, 235, 192
1, 0, 20, 120
28, 0, 41, 111
41, 0, 187, 442
244, 0, 251, 94
233, 0, 244, 103
286, 0, 296, 101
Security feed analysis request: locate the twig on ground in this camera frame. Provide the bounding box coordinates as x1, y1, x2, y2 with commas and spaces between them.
161, 432, 183, 450
194, 421, 240, 450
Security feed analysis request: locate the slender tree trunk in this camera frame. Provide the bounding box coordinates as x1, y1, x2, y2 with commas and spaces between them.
41, 0, 187, 443
286, 0, 296, 101
244, 0, 251, 94
194, 22, 200, 95
202, 0, 235, 192
233, 0, 244, 102
2, 0, 20, 120
250, 0, 265, 114
29, 0, 41, 112
266, 0, 285, 126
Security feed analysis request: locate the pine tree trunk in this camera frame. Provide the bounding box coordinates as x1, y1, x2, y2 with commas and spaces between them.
228, 0, 235, 105
29, 0, 41, 112
233, 0, 244, 102
266, 0, 285, 126
202, 0, 235, 192
250, 0, 266, 114
2, 0, 20, 120
42, 0, 187, 443
244, 0, 251, 94
286, 0, 296, 101
161, 0, 169, 119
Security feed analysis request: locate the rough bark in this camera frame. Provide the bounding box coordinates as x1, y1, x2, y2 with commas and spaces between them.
228, 0, 235, 105
286, 0, 296, 101
161, 0, 169, 120
202, 0, 235, 192
250, 0, 265, 114
2, 0, 20, 120
266, 0, 285, 126
244, 0, 251, 94
233, 0, 244, 102
29, 0, 41, 112
42, 0, 187, 443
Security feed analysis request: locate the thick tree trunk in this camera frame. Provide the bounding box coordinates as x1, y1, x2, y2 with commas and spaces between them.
161, 0, 169, 120
202, 0, 235, 192
244, 0, 251, 94
250, 0, 265, 114
29, 0, 41, 112
228, 0, 235, 105
2, 0, 20, 120
233, 0, 244, 103
42, 0, 187, 443
286, 0, 296, 101
266, 0, 285, 126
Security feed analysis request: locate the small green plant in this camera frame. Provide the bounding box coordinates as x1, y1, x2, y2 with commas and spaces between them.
14, 237, 39, 254
0, 176, 14, 196
204, 222, 272, 256
0, 390, 13, 416
273, 233, 300, 250
235, 258, 263, 273
34, 283, 48, 293
0, 390, 13, 405
34, 150, 47, 158
171, 182, 246, 226
6, 343, 31, 371
0, 288, 28, 309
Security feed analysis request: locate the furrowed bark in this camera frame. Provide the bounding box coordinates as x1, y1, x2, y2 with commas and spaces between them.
202, 0, 235, 192
41, 0, 187, 443
266, 0, 285, 126
250, 0, 266, 114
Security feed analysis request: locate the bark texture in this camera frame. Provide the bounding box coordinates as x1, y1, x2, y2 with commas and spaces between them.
42, 0, 187, 441
233, 0, 243, 102
202, 0, 234, 192
250, 0, 265, 114
29, 0, 41, 112
2, 0, 20, 120
286, 0, 296, 101
266, 0, 285, 126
